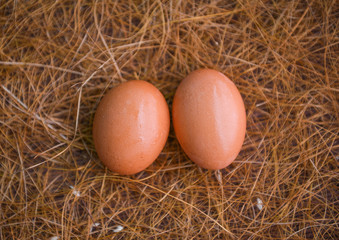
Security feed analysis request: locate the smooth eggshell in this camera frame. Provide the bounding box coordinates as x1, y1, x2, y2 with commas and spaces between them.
93, 80, 170, 175
172, 69, 246, 170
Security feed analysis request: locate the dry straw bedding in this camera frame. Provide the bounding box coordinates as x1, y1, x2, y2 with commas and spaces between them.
0, 0, 338, 239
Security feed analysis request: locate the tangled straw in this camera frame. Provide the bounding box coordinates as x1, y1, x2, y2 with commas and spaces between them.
0, 0, 338, 239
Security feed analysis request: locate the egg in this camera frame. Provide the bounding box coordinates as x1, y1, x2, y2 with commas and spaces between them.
172, 69, 246, 170
93, 80, 170, 175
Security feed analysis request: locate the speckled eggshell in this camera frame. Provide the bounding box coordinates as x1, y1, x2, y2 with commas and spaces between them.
93, 80, 170, 175
172, 69, 246, 170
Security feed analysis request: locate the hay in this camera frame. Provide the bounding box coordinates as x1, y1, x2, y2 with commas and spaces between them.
1, 0, 338, 239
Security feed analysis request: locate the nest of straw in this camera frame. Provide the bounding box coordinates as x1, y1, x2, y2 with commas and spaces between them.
1, 0, 338, 239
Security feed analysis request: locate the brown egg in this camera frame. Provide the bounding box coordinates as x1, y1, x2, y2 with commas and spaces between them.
172, 69, 246, 170
93, 80, 170, 175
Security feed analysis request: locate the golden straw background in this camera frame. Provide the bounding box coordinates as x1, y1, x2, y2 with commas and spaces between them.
1, 0, 338, 239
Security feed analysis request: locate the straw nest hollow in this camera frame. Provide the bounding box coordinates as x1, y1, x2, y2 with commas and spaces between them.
0, 0, 338, 239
